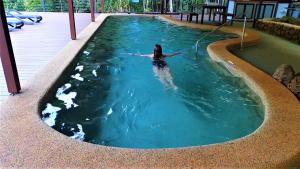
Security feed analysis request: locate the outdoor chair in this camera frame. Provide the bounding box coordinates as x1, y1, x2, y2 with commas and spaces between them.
5, 12, 24, 29
7, 23, 15, 31
213, 10, 234, 25
213, 0, 235, 25
8, 10, 42, 23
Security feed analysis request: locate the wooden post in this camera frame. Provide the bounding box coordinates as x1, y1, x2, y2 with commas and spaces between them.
0, 2, 21, 94
90, 0, 95, 22
274, 1, 279, 18
253, 0, 263, 28
101, 0, 105, 13
67, 0, 76, 40
287, 2, 293, 17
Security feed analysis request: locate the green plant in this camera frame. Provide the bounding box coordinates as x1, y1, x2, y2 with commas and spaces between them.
4, 0, 25, 11
273, 16, 300, 26
24, 0, 42, 11
74, 0, 89, 12
192, 0, 204, 5
3, 0, 178, 13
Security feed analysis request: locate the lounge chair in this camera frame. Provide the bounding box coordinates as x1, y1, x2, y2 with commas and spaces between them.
8, 10, 42, 23
7, 24, 15, 31
5, 12, 24, 29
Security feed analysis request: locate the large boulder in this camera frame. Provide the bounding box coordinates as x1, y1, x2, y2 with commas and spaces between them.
272, 64, 295, 86
287, 73, 300, 99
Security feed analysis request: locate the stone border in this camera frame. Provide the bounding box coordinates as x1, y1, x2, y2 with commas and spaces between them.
0, 14, 299, 168
256, 19, 300, 44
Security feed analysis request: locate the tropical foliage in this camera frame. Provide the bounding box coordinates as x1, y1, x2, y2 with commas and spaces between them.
4, 0, 205, 13
4, 0, 26, 11
4, 0, 90, 12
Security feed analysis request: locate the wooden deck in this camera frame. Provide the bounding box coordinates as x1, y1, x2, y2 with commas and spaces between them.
0, 12, 99, 104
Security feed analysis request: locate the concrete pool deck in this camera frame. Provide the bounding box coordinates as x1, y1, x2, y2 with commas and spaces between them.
0, 14, 300, 168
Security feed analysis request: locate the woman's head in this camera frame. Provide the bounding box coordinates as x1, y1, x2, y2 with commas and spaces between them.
154, 44, 163, 59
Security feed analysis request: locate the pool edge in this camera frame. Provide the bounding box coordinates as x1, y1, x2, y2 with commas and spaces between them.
161, 15, 300, 167
0, 14, 299, 168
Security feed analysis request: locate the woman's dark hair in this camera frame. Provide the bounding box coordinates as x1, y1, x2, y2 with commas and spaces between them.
153, 44, 163, 60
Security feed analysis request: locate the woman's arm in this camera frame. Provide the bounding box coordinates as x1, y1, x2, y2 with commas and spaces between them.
164, 52, 181, 58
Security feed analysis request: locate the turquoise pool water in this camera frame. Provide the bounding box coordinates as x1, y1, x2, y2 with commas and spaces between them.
41, 16, 264, 149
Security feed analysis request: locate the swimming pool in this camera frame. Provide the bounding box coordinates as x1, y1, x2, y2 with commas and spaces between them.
41, 16, 264, 149
232, 30, 300, 75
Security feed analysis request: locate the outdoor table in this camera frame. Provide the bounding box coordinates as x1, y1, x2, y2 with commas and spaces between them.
180, 12, 200, 23
201, 5, 227, 24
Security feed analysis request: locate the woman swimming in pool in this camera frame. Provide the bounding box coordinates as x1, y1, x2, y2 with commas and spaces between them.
129, 44, 180, 90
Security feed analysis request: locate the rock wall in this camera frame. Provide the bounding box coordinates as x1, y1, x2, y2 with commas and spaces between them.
288, 73, 300, 99
256, 19, 300, 44
273, 64, 300, 100
272, 64, 295, 86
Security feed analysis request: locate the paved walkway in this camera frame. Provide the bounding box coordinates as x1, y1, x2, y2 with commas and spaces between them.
0, 12, 98, 104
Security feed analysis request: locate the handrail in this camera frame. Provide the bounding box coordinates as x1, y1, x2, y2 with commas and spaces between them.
195, 19, 232, 52
240, 16, 247, 50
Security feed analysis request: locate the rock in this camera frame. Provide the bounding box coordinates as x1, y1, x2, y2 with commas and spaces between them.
287, 73, 300, 99
272, 64, 295, 86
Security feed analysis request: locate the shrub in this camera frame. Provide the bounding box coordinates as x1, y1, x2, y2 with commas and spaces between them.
273, 16, 300, 26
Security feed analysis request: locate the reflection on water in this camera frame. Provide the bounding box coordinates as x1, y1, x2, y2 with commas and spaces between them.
41, 16, 264, 149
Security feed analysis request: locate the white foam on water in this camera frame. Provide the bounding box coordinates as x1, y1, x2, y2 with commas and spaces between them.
75, 65, 84, 72
41, 103, 61, 127
57, 92, 78, 109
92, 70, 97, 77
70, 124, 85, 141
107, 108, 113, 115
71, 73, 84, 81
85, 118, 90, 121
83, 51, 90, 55
56, 83, 78, 109
56, 83, 71, 95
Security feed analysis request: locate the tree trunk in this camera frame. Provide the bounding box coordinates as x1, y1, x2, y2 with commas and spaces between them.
41, 0, 45, 12
169, 0, 173, 12
59, 0, 63, 12
147, 0, 149, 11
100, 0, 104, 13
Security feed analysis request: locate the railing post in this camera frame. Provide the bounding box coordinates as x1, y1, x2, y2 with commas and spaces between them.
241, 16, 247, 50
101, 0, 104, 13
0, 2, 21, 94
67, 0, 76, 40
90, 0, 95, 22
